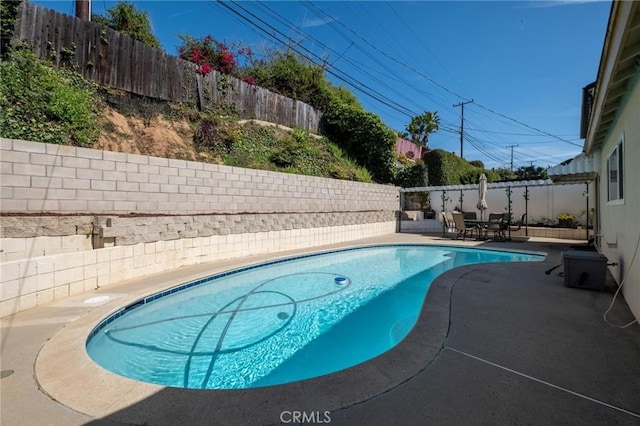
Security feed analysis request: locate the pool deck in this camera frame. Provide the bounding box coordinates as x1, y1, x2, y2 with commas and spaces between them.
1, 233, 639, 426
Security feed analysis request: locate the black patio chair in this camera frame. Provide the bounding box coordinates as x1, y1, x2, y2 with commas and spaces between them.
485, 213, 506, 241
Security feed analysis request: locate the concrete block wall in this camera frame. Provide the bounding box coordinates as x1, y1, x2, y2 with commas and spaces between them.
0, 215, 95, 261
0, 221, 395, 318
0, 138, 398, 214
92, 211, 394, 246
0, 138, 400, 317
0, 236, 93, 262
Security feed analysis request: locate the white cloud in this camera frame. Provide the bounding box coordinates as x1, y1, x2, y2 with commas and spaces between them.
301, 16, 334, 28
527, 0, 608, 8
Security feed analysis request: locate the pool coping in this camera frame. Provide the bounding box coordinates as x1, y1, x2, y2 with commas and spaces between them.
34, 243, 545, 425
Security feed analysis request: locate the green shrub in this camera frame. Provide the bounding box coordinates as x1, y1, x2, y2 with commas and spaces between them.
353, 166, 373, 183
193, 117, 234, 153
321, 101, 396, 183
0, 46, 99, 146
395, 163, 425, 188
244, 50, 361, 112
269, 131, 324, 176
92, 2, 161, 49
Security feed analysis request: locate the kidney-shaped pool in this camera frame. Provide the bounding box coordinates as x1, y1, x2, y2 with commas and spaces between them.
86, 245, 544, 389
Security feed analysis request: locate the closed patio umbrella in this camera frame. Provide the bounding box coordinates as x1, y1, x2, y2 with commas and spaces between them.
477, 173, 488, 220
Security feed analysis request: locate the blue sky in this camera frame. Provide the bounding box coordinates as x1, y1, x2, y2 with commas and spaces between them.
33, 0, 611, 170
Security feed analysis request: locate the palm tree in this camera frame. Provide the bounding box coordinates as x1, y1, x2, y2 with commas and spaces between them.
406, 111, 440, 148
396, 130, 410, 139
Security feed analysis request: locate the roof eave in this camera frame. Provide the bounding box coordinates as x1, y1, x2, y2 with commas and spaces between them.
585, 0, 639, 154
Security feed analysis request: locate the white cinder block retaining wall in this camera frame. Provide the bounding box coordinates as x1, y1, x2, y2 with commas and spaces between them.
0, 138, 399, 317
0, 138, 397, 215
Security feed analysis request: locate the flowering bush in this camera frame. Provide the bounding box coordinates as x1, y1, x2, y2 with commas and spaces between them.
557, 213, 576, 228
197, 63, 212, 75
178, 34, 251, 80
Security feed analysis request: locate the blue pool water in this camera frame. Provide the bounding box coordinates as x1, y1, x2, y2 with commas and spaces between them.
86, 245, 543, 389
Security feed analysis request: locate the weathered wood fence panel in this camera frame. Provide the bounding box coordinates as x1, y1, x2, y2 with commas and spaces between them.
11, 2, 322, 132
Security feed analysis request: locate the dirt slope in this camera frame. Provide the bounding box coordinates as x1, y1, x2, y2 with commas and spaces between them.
93, 106, 214, 162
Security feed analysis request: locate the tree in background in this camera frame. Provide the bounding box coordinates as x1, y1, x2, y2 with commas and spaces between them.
406, 111, 440, 148
490, 165, 547, 181
92, 2, 160, 49
491, 167, 516, 182
515, 165, 548, 180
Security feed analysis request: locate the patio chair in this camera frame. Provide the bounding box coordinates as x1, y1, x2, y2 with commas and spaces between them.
451, 212, 477, 241
441, 211, 456, 236
510, 213, 527, 232
485, 213, 506, 241
463, 211, 477, 221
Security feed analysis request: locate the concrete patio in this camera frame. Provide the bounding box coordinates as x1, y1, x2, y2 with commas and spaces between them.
1, 233, 639, 425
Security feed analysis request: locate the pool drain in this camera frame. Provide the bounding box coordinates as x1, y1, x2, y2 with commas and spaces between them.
277, 312, 289, 320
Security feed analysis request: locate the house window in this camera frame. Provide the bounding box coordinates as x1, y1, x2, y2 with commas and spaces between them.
607, 136, 624, 202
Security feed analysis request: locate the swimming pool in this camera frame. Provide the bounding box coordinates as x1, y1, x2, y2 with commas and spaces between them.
86, 245, 543, 389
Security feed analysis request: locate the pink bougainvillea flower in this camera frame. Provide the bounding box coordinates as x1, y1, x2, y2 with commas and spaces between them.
197, 63, 212, 75
191, 49, 205, 64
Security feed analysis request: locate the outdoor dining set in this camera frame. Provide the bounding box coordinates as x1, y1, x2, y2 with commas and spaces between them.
440, 211, 525, 242
438, 172, 521, 242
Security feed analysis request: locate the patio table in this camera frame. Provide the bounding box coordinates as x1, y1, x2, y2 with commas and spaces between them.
464, 219, 488, 240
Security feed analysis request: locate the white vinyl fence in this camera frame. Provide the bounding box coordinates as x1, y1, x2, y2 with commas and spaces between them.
403, 181, 594, 226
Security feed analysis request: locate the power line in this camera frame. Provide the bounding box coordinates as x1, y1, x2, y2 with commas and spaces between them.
472, 103, 583, 148
464, 130, 561, 166
463, 134, 506, 164
304, 1, 581, 149
252, 1, 429, 115
218, 0, 582, 151
301, 0, 459, 119
213, 0, 418, 119
303, 1, 468, 110
384, 1, 468, 96
463, 127, 580, 138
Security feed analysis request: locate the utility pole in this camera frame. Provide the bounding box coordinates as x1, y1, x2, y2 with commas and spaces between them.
507, 144, 518, 173
453, 99, 473, 159
505, 144, 518, 240
75, 0, 91, 21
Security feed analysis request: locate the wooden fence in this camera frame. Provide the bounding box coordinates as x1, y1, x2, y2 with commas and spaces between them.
11, 2, 322, 132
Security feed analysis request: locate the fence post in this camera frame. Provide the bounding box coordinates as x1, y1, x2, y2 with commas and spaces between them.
196, 73, 205, 111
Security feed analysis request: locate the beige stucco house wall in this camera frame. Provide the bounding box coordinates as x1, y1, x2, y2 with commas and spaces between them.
595, 76, 640, 321
578, 1, 639, 321
549, 1, 639, 321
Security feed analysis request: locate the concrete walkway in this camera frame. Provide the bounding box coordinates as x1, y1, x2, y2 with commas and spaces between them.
1, 234, 639, 426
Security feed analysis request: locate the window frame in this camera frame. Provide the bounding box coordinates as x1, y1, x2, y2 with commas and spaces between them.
606, 134, 624, 205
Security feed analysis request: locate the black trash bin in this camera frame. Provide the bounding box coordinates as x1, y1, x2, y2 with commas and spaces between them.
562, 251, 608, 291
